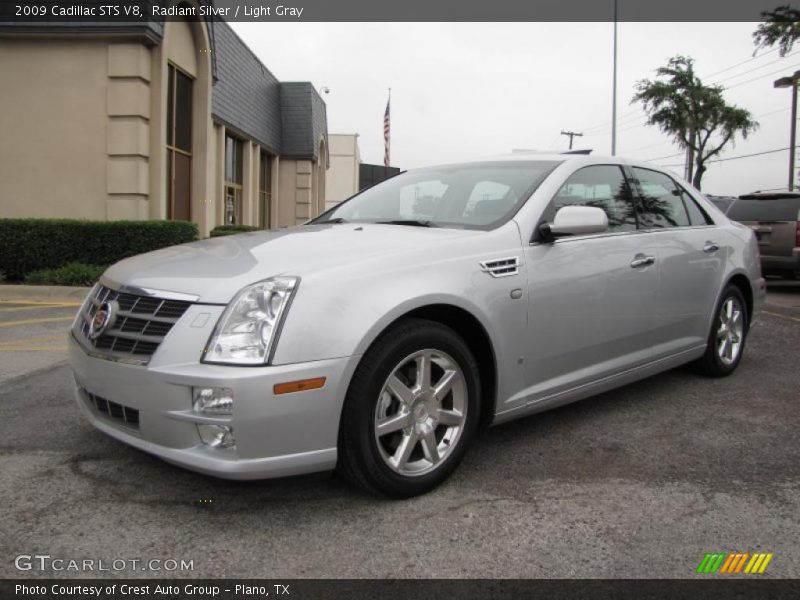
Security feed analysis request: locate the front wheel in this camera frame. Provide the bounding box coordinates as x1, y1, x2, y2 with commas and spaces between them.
337, 318, 481, 498
693, 285, 748, 377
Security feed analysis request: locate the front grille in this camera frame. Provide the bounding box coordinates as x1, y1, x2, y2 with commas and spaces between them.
75, 284, 192, 363
86, 391, 139, 429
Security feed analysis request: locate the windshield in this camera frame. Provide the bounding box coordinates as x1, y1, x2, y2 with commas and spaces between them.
312, 161, 561, 230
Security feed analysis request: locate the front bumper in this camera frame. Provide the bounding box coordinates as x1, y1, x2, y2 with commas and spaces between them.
68, 328, 357, 480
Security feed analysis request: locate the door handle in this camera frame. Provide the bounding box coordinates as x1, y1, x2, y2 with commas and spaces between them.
630, 255, 656, 268
703, 242, 720, 253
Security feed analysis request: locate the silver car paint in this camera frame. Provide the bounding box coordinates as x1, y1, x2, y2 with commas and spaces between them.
71, 154, 766, 480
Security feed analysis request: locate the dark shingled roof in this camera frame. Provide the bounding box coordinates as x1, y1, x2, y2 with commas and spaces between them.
280, 83, 328, 162
210, 20, 284, 154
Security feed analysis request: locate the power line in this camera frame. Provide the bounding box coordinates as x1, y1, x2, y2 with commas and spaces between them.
724, 63, 800, 90
636, 107, 791, 160
699, 46, 779, 80
658, 145, 799, 167
578, 47, 795, 137
713, 49, 800, 85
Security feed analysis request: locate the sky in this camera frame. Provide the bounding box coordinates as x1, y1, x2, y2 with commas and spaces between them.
231, 22, 800, 195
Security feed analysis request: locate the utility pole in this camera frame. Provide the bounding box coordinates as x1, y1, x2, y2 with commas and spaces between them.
611, 0, 618, 156
561, 130, 584, 150
774, 70, 800, 190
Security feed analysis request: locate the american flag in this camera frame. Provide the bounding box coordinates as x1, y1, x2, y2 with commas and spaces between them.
383, 92, 391, 167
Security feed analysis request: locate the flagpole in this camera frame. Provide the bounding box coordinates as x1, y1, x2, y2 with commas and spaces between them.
384, 88, 391, 167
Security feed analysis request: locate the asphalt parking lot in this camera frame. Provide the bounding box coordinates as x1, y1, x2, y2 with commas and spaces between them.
0, 283, 798, 579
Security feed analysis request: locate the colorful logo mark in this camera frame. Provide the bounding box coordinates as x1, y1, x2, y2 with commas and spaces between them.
696, 552, 773, 574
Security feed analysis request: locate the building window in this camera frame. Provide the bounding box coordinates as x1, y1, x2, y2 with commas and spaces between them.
224, 134, 243, 225
259, 150, 272, 228
166, 63, 193, 221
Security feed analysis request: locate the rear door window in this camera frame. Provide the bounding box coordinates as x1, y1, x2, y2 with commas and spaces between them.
728, 197, 800, 222
676, 186, 712, 226
632, 167, 691, 228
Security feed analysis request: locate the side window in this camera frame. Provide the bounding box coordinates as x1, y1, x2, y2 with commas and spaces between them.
551, 165, 636, 232
632, 167, 691, 228
677, 185, 712, 225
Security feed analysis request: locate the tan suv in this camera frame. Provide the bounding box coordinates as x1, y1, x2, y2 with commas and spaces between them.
728, 191, 800, 279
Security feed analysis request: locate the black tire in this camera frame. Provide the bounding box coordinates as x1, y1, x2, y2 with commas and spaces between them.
336, 318, 481, 498
693, 284, 748, 377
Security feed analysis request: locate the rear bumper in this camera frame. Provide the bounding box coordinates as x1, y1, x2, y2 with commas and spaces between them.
69, 333, 358, 480
760, 248, 800, 274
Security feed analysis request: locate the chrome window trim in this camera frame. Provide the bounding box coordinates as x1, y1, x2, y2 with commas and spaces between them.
529, 223, 719, 246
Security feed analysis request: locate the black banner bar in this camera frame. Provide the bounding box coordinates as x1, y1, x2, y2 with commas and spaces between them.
0, 0, 793, 23
3, 579, 800, 600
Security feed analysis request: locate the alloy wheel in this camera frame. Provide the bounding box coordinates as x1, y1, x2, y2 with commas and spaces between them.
373, 349, 468, 477
716, 296, 744, 366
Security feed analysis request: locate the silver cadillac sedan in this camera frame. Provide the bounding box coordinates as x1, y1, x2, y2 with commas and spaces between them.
68, 154, 766, 497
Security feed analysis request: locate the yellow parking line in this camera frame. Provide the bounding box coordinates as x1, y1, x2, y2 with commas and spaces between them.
0, 300, 82, 306
0, 304, 79, 313
0, 335, 67, 346
0, 346, 67, 352
762, 310, 800, 323
0, 316, 74, 328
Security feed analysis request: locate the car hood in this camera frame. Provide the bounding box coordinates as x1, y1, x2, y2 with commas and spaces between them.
103, 224, 478, 304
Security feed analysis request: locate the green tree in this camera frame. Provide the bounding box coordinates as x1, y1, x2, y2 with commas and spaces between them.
753, 5, 800, 56
632, 56, 758, 190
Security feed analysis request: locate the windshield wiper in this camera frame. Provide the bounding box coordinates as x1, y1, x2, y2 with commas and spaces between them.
322, 217, 348, 224
375, 219, 436, 227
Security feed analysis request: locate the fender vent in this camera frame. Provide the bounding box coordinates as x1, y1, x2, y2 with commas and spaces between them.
479, 256, 520, 278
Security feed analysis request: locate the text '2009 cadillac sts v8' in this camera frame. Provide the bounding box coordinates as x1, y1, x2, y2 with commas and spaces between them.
69, 154, 766, 497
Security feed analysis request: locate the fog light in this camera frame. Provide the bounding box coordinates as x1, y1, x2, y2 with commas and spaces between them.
197, 424, 236, 449
193, 387, 234, 415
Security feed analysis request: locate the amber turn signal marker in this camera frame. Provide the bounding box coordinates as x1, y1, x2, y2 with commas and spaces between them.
273, 377, 326, 395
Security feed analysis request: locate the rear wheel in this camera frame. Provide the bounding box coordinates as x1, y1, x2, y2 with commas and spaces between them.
694, 285, 748, 377
337, 318, 480, 498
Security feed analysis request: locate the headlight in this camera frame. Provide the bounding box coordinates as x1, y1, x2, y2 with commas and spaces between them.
202, 277, 299, 365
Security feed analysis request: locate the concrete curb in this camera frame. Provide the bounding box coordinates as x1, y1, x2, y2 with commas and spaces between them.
0, 284, 91, 303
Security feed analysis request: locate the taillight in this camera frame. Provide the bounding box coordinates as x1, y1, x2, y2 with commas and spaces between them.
796, 221, 800, 248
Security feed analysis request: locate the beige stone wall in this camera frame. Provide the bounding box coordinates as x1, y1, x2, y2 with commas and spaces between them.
277, 159, 314, 227
0, 28, 324, 236
107, 42, 152, 220
325, 134, 360, 211
0, 40, 110, 219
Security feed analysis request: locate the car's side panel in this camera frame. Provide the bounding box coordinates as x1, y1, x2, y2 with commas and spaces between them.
515, 232, 662, 411
271, 222, 531, 416
645, 226, 727, 353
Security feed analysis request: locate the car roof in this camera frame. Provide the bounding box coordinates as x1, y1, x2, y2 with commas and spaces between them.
461, 152, 621, 163
442, 153, 681, 169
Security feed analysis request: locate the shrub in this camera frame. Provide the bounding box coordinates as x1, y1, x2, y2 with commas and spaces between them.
26, 262, 106, 287
0, 219, 198, 281
210, 225, 262, 237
